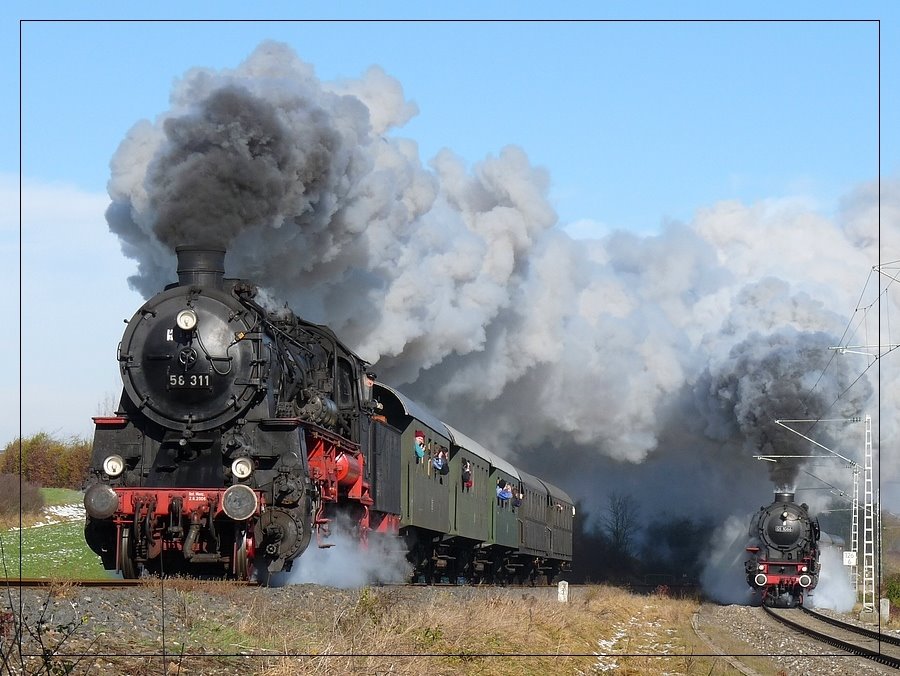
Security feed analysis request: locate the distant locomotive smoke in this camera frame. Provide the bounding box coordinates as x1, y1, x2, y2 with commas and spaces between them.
696, 328, 869, 486
106, 41, 894, 519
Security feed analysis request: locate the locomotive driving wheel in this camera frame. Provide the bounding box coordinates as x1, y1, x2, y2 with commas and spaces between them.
234, 528, 255, 581
118, 527, 139, 579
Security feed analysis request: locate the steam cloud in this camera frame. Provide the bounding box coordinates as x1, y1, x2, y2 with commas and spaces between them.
809, 544, 857, 612
279, 514, 412, 588
106, 41, 898, 528
698, 515, 756, 605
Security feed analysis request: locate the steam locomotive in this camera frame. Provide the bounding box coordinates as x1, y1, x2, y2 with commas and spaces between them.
745, 491, 820, 607
83, 245, 574, 582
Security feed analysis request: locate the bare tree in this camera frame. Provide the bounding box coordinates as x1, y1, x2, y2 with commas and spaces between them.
95, 391, 121, 416
602, 492, 640, 559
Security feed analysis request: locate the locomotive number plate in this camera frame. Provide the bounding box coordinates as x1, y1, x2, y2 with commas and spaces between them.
774, 525, 793, 533
167, 368, 213, 390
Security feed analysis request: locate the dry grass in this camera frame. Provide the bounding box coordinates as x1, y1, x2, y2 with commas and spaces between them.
127, 584, 720, 676
136, 574, 252, 593
5, 583, 735, 675
0, 511, 46, 531
45, 578, 80, 600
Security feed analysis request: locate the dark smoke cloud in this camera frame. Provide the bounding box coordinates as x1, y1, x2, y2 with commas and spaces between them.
147, 84, 352, 249
696, 327, 872, 486
106, 41, 897, 521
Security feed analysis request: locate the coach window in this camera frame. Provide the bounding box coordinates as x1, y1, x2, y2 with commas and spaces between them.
461, 459, 473, 493
497, 479, 512, 507
337, 358, 353, 407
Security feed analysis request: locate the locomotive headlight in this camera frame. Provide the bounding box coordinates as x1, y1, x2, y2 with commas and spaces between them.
102, 454, 125, 477
176, 309, 198, 331
84, 484, 119, 519
222, 484, 259, 521
800, 565, 808, 572
231, 457, 254, 479
757, 564, 765, 571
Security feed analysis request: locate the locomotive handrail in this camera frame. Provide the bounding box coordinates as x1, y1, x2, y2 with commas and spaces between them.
307, 422, 362, 453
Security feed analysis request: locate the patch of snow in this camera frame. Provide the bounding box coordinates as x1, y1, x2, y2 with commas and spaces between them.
10, 503, 85, 530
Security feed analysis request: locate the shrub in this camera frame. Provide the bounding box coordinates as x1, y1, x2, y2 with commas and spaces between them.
0, 473, 45, 518
0, 433, 92, 489
885, 573, 900, 606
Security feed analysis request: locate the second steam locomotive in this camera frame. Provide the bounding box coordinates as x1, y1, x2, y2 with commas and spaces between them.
745, 491, 821, 607
83, 245, 573, 583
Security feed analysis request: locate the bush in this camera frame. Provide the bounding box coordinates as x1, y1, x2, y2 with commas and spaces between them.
0, 433, 91, 489
0, 473, 44, 518
885, 573, 900, 606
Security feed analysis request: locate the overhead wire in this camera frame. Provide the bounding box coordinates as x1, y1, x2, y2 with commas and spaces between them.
791, 265, 897, 440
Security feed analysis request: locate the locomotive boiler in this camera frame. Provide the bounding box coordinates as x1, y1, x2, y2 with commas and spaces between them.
745, 491, 821, 607
83, 245, 574, 582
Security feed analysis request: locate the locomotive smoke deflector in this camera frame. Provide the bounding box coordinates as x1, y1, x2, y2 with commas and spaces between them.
175, 244, 226, 289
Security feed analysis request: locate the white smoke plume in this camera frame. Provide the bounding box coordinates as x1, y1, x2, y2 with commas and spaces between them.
276, 514, 412, 588
106, 41, 900, 522
809, 544, 856, 613
698, 515, 756, 605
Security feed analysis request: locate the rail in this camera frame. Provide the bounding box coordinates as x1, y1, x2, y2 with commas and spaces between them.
763, 605, 900, 669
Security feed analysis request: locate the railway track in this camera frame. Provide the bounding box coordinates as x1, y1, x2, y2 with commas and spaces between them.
0, 577, 141, 588
0, 577, 257, 588
1, 577, 565, 590
764, 605, 900, 669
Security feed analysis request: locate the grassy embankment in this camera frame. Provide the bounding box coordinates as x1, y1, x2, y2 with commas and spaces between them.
189, 585, 733, 675
23, 582, 752, 676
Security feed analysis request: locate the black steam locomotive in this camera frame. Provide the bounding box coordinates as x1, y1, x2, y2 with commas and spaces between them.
83, 245, 574, 582
745, 491, 821, 607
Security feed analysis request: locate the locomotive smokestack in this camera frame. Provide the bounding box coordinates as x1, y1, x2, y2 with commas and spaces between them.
175, 245, 226, 289
774, 491, 795, 503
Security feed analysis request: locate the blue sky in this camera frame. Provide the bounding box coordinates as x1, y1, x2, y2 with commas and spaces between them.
4, 2, 896, 447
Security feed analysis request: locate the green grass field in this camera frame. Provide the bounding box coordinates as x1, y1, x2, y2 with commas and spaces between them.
39, 487, 83, 507
0, 487, 110, 579
0, 520, 108, 578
